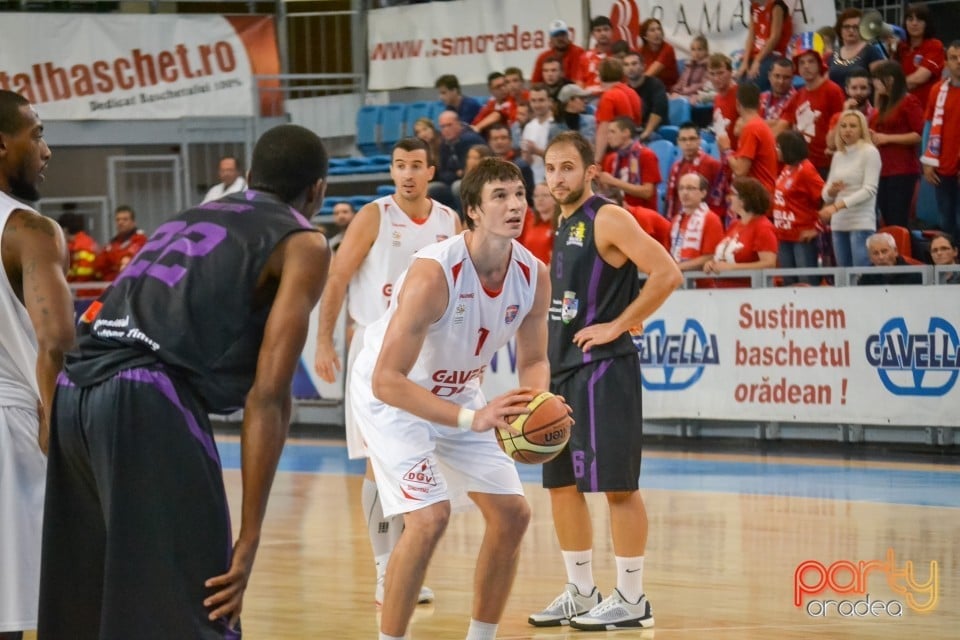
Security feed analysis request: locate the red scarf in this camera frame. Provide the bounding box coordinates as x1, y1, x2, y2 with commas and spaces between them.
612, 140, 646, 186
666, 151, 711, 219
922, 78, 953, 170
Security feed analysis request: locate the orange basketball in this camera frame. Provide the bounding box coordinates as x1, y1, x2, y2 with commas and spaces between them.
495, 391, 572, 464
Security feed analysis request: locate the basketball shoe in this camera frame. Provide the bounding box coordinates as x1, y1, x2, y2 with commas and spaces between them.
375, 577, 435, 606
569, 588, 654, 630
528, 583, 602, 626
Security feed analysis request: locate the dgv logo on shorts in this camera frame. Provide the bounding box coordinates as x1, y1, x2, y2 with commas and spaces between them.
865, 317, 959, 397
634, 318, 719, 391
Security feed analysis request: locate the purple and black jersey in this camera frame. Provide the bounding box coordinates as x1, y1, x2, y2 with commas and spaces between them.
548, 195, 641, 380
65, 190, 317, 413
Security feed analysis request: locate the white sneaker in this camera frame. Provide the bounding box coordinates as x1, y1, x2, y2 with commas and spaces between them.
527, 583, 602, 627
569, 588, 654, 630
375, 577, 435, 606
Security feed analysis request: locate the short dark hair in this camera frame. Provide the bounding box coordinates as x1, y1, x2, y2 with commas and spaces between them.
545, 131, 595, 171
219, 155, 241, 169
611, 116, 637, 136
731, 177, 771, 215
0, 90, 29, 135
332, 200, 355, 212
393, 136, 433, 166
435, 74, 461, 92
776, 129, 808, 165
459, 158, 523, 229
599, 57, 624, 83
771, 55, 794, 71
504, 66, 523, 79
737, 83, 761, 110
58, 212, 86, 234
248, 124, 328, 204
678, 121, 700, 136
611, 40, 631, 56
948, 40, 960, 52
114, 205, 135, 219
590, 16, 612, 30
845, 67, 871, 84
487, 71, 505, 86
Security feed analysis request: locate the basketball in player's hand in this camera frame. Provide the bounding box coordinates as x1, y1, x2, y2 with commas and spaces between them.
495, 391, 572, 464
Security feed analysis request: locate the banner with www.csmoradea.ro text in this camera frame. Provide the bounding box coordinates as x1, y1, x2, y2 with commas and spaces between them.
481, 287, 959, 427
0, 14, 281, 120
367, 0, 583, 90
588, 0, 837, 59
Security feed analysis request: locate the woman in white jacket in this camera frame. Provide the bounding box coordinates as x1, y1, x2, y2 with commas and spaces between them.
819, 110, 882, 267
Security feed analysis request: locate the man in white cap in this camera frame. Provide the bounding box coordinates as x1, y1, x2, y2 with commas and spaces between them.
531, 19, 586, 86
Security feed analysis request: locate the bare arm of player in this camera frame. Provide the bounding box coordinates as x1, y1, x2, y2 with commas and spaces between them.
512, 261, 551, 391
7, 210, 74, 454
371, 257, 534, 433
573, 204, 682, 353
204, 230, 330, 627
313, 202, 379, 382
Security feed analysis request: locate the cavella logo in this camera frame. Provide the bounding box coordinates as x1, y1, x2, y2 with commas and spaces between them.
794, 549, 939, 617
634, 319, 719, 391
865, 317, 959, 397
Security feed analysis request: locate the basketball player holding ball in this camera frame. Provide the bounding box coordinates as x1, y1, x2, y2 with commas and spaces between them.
529, 131, 682, 631
350, 158, 554, 640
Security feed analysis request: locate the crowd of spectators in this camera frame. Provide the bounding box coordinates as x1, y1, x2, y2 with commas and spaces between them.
402, 2, 958, 286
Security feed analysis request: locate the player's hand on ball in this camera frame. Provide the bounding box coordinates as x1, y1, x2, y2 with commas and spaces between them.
473, 388, 535, 433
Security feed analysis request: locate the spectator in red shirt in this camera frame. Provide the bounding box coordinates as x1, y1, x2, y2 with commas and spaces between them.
737, 0, 792, 93
531, 19, 586, 86
579, 16, 615, 93
665, 122, 723, 219
639, 18, 679, 88
93, 205, 147, 282
772, 130, 825, 284
599, 117, 661, 210
593, 57, 642, 161
718, 83, 778, 195
826, 68, 877, 152
760, 56, 797, 125
895, 3, 945, 111
704, 177, 778, 287
518, 182, 557, 264
504, 66, 530, 104
472, 72, 517, 135
869, 61, 923, 228
922, 41, 960, 240
708, 53, 739, 146
774, 48, 846, 177
670, 173, 725, 273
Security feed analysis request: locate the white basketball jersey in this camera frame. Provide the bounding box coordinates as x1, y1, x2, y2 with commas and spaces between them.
0, 193, 41, 408
347, 195, 458, 327
359, 234, 538, 404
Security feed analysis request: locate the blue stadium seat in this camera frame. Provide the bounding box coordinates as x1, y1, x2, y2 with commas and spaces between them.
349, 195, 376, 210
792, 75, 805, 89
379, 104, 408, 152
657, 125, 678, 144
376, 184, 396, 197
408, 101, 441, 130
356, 105, 382, 156
668, 97, 692, 126
702, 140, 720, 160
648, 139, 677, 215
429, 101, 448, 123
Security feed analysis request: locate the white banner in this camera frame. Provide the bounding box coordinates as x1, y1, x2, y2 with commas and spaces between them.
589, 0, 837, 59
0, 14, 275, 120
482, 287, 960, 427
367, 0, 583, 90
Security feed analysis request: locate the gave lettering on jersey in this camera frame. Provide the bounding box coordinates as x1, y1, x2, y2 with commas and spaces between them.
430, 365, 486, 397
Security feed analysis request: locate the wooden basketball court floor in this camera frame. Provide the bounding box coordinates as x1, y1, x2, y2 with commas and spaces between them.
30, 436, 959, 639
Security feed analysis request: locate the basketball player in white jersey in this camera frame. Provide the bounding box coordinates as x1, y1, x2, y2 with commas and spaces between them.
351, 157, 554, 640
0, 90, 75, 639
313, 137, 459, 604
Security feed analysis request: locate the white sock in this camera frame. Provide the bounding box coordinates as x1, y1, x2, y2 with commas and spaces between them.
379, 633, 405, 640
465, 619, 498, 640
615, 555, 644, 603
363, 478, 396, 577
561, 549, 595, 595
